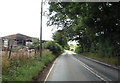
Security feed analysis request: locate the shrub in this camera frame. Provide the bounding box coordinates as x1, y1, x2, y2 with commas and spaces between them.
2, 49, 55, 81
64, 44, 70, 50
2, 57, 11, 70
42, 41, 63, 55
75, 45, 82, 54
41, 49, 55, 65
27, 43, 34, 49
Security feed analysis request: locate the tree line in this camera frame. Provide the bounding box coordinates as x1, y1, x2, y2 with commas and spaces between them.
47, 2, 120, 57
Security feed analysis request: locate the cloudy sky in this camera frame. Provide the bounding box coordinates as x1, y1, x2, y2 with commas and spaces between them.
0, 0, 56, 40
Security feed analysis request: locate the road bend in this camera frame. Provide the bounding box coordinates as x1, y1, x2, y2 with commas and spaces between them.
45, 51, 119, 82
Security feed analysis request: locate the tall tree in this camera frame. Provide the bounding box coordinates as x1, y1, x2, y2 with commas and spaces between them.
53, 30, 69, 49
48, 2, 120, 57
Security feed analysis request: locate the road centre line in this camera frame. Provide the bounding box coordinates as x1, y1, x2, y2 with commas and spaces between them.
79, 54, 120, 70
72, 56, 112, 82
44, 52, 112, 82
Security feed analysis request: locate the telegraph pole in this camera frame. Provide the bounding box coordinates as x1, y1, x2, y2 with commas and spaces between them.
40, 0, 43, 58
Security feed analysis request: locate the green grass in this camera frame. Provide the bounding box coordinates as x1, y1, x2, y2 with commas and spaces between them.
3, 60, 44, 81
2, 50, 55, 81
80, 52, 119, 67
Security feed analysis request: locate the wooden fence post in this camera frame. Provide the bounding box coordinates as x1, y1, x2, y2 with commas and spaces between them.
8, 39, 13, 59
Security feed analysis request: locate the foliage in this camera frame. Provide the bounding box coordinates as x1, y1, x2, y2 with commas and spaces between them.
48, 2, 120, 57
41, 49, 55, 65
26, 38, 40, 54
42, 41, 63, 55
2, 57, 11, 70
26, 43, 34, 49
26, 38, 39, 49
69, 44, 76, 51
52, 30, 69, 49
11, 46, 24, 52
80, 52, 119, 67
75, 45, 82, 54
32, 38, 39, 46
64, 44, 70, 50
2, 50, 55, 81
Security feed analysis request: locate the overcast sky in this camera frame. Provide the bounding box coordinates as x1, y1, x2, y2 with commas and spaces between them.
0, 0, 78, 45
0, 0, 56, 40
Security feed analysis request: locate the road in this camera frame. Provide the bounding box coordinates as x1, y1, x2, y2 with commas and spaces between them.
45, 51, 119, 82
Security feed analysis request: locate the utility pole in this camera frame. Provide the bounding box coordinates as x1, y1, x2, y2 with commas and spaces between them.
40, 0, 43, 58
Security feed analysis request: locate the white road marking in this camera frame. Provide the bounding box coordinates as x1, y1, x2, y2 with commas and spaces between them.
44, 51, 112, 82
73, 57, 112, 82
44, 56, 59, 83
81, 55, 120, 70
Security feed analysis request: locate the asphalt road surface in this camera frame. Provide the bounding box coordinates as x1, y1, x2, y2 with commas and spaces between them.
45, 51, 119, 82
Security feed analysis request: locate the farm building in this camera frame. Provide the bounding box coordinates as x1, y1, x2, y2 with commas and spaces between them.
0, 33, 48, 51
1, 33, 33, 50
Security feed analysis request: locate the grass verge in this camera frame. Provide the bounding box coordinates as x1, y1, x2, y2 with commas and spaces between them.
2, 49, 55, 81
80, 52, 119, 67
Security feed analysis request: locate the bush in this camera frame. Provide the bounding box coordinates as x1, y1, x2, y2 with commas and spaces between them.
2, 49, 55, 81
42, 41, 63, 55
64, 44, 70, 50
27, 43, 34, 49
75, 45, 82, 54
41, 49, 55, 65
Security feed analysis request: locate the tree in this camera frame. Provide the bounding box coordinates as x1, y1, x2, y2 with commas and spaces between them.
53, 30, 69, 49
48, 2, 120, 57
42, 41, 63, 55
29, 38, 40, 55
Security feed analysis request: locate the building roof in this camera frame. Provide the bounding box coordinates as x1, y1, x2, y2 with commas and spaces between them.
2, 33, 32, 40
